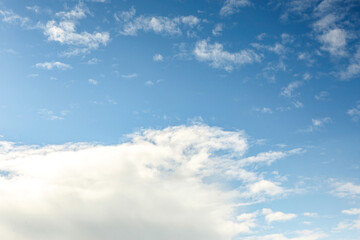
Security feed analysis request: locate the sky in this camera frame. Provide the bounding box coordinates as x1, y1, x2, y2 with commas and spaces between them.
0, 0, 360, 239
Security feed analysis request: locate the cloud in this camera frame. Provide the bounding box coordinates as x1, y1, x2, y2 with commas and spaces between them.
87, 57, 100, 64
121, 73, 138, 79
88, 78, 98, 85
340, 47, 360, 80
35, 61, 72, 70
38, 108, 69, 120
244, 230, 327, 240
194, 40, 261, 71
255, 107, 273, 114
42, 3, 110, 55
280, 81, 302, 98
251, 42, 286, 55
220, 0, 251, 16
318, 28, 347, 56
153, 54, 163, 62
332, 181, 360, 198
314, 91, 329, 101
302, 117, 331, 132
0, 9, 29, 26
347, 101, 360, 122
26, 5, 40, 14
0, 124, 293, 240
115, 7, 200, 36
342, 208, 360, 215
262, 208, 297, 223
212, 23, 224, 36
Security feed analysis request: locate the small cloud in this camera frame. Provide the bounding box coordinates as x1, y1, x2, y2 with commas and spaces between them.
88, 78, 98, 85
145, 80, 154, 86
106, 96, 117, 105
342, 208, 360, 215
121, 73, 138, 79
315, 91, 329, 101
212, 23, 223, 36
27, 73, 39, 78
26, 5, 40, 14
280, 81, 302, 98
38, 108, 69, 120
153, 54, 163, 62
331, 181, 360, 198
347, 101, 360, 122
87, 58, 100, 64
301, 117, 331, 132
220, 0, 251, 16
36, 61, 72, 70
256, 33, 267, 41
304, 212, 318, 217
255, 107, 273, 114
262, 208, 297, 223
194, 39, 261, 71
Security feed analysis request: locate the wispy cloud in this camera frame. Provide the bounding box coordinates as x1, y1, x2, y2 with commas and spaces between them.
347, 101, 360, 122
331, 181, 360, 198
38, 108, 69, 120
212, 23, 223, 36
302, 117, 331, 132
121, 73, 138, 79
35, 61, 72, 70
115, 7, 200, 36
0, 9, 29, 26
194, 39, 261, 71
88, 78, 98, 85
280, 81, 302, 98
220, 0, 251, 16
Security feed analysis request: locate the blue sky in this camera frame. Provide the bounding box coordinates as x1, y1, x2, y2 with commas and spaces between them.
0, 0, 359, 239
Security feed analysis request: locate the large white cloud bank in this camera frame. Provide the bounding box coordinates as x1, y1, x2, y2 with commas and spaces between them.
0, 125, 294, 240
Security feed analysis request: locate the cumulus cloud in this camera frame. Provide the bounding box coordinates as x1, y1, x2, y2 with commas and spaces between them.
153, 54, 164, 61
342, 208, 360, 215
115, 7, 200, 36
0, 124, 297, 240
340, 47, 360, 80
194, 40, 261, 71
121, 73, 138, 79
318, 28, 347, 56
220, 0, 251, 16
262, 208, 297, 223
35, 61, 71, 70
42, 3, 109, 56
88, 78, 98, 85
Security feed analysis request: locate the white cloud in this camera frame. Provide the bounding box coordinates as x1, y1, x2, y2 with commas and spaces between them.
121, 73, 138, 79
194, 40, 261, 71
244, 230, 327, 240
314, 91, 329, 101
304, 212, 318, 217
332, 181, 360, 198
41, 3, 109, 55
256, 107, 273, 114
35, 61, 72, 70
38, 108, 69, 120
280, 81, 302, 98
0, 9, 29, 26
55, 2, 89, 20
115, 7, 200, 36
347, 102, 360, 122
87, 57, 100, 64
342, 208, 360, 215
318, 28, 347, 56
88, 78, 98, 85
212, 23, 223, 36
251, 43, 286, 55
302, 117, 331, 132
220, 0, 251, 16
153, 54, 164, 62
298, 52, 315, 65
340, 47, 360, 80
242, 180, 285, 199
0, 124, 280, 240
262, 208, 297, 223
26, 5, 40, 14
237, 148, 303, 167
